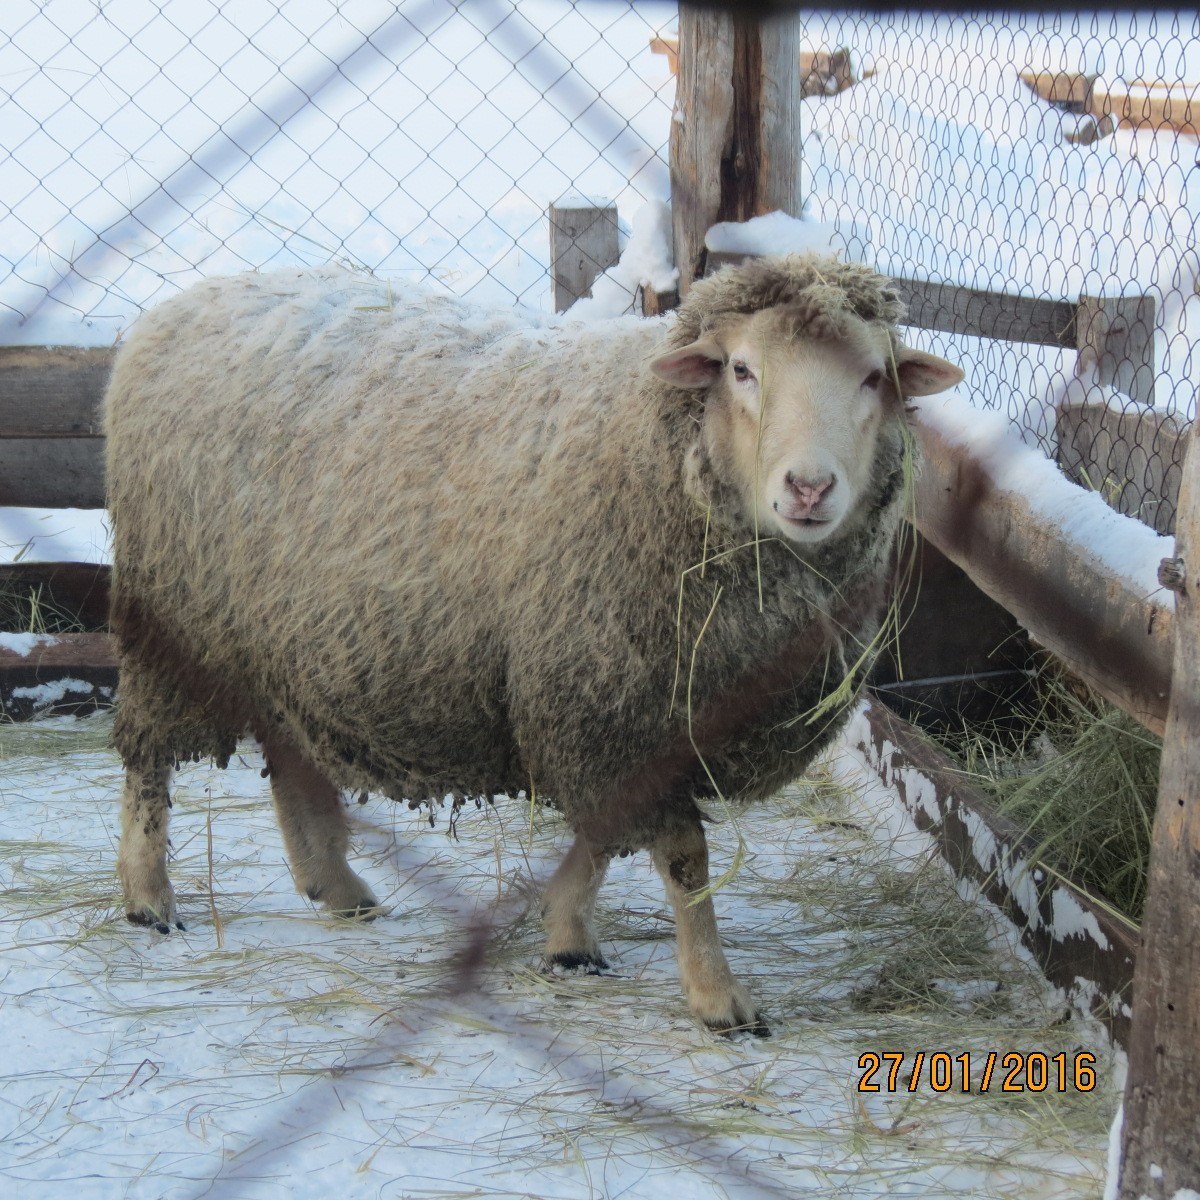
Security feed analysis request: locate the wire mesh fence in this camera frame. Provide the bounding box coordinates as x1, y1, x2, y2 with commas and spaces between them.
795, 10, 1199, 534
0, 2, 1197, 532
0, 0, 675, 338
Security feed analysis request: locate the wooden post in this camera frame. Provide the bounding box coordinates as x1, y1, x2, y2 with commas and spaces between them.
1058, 292, 1163, 528
669, 3, 802, 296
548, 200, 619, 313
641, 285, 679, 317
1117, 424, 1200, 1197
1076, 293, 1157, 408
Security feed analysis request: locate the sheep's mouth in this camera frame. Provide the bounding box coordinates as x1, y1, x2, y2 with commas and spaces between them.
778, 514, 831, 529
776, 512, 837, 540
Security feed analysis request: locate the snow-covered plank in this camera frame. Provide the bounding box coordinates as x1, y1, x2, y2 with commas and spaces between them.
850, 696, 1138, 1048
913, 396, 1175, 735
0, 631, 117, 720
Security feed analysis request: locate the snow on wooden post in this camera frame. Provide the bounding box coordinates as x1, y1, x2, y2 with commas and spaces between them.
1117, 425, 1200, 1197
1058, 293, 1166, 528
1076, 293, 1157, 408
669, 4, 802, 296
548, 200, 619, 313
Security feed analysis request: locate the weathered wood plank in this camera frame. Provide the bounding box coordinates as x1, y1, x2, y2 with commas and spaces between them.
0, 631, 118, 720
0, 561, 111, 630
548, 201, 619, 313
855, 697, 1138, 1047
1056, 401, 1184, 535
0, 438, 106, 508
891, 276, 1079, 348
670, 5, 802, 296
1117, 424, 1200, 1198
705, 253, 1081, 348
1095, 80, 1200, 139
0, 346, 112, 437
911, 407, 1174, 736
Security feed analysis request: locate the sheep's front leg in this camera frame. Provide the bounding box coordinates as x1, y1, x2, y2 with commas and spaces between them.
542, 835, 611, 971
118, 756, 182, 933
651, 821, 769, 1036
263, 739, 381, 919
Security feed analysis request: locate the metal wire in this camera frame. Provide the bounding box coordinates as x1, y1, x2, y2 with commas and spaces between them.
0, 3, 1195, 526
0, 0, 675, 329
797, 10, 1198, 534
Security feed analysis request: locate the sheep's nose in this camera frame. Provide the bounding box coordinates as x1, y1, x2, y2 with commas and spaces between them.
784, 471, 835, 515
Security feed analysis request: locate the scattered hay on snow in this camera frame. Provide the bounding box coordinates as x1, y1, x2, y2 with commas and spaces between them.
0, 714, 1115, 1199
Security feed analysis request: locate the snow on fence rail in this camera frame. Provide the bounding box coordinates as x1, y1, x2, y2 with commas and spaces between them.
3, 7, 1200, 1195
3, 2, 1198, 532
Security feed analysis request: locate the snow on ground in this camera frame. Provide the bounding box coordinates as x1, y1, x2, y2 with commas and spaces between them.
0, 0, 676, 344
0, 712, 1117, 1199
0, 506, 110, 565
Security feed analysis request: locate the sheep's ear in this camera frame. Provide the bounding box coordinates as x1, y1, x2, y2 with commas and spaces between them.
650, 338, 724, 388
893, 345, 965, 396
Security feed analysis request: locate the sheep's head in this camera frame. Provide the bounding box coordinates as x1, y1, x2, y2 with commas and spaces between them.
651, 258, 963, 544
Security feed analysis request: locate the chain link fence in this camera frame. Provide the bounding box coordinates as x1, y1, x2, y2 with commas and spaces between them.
1, 2, 1197, 532
0, 0, 674, 340
796, 10, 1199, 534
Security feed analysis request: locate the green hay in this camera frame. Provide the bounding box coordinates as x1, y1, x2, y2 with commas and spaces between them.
938, 665, 1158, 924
0, 581, 86, 636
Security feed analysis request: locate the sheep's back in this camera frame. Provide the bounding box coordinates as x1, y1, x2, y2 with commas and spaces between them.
104, 268, 663, 798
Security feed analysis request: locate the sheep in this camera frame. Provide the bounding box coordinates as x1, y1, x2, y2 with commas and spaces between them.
104, 253, 963, 1035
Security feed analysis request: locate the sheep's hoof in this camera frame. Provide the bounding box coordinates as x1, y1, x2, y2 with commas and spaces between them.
306, 875, 383, 921
122, 877, 182, 935
689, 982, 771, 1038
545, 949, 609, 975
125, 908, 186, 935
704, 1010, 771, 1039
333, 898, 384, 921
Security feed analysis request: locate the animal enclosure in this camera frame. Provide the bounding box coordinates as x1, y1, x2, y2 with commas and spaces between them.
2, 3, 1199, 1199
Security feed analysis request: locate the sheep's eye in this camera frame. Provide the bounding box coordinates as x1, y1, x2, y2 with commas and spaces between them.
732, 361, 753, 382
863, 369, 884, 390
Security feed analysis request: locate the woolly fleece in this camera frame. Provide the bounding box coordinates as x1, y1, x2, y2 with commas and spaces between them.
105, 256, 907, 852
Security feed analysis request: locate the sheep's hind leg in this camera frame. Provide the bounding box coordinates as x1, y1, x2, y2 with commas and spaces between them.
542, 835, 610, 972
118, 756, 183, 933
651, 820, 768, 1037
264, 739, 381, 919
